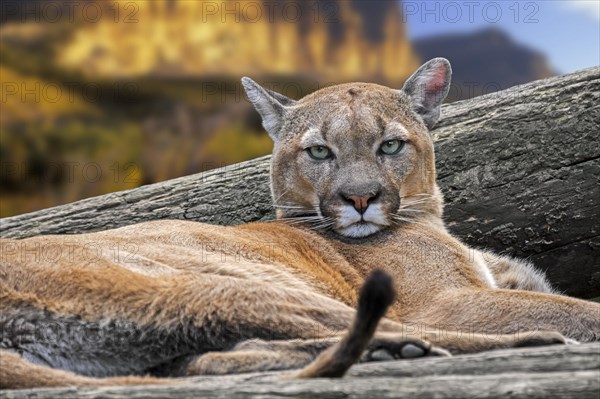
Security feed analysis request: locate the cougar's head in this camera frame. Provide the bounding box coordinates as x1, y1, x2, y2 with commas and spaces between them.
242, 58, 451, 238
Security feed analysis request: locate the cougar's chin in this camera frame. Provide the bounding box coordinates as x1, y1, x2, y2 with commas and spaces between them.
336, 222, 383, 238
331, 204, 390, 238
333, 204, 389, 238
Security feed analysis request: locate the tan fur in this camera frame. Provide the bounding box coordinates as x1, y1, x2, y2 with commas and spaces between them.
0, 350, 169, 389
2, 59, 598, 389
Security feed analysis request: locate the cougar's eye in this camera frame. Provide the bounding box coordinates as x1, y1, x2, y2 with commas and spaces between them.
380, 139, 404, 155
307, 145, 332, 160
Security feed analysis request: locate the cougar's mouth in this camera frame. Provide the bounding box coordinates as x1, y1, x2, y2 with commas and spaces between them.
334, 204, 389, 238
336, 221, 384, 238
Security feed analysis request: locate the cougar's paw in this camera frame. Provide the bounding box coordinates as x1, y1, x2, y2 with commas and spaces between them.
362, 338, 451, 362
513, 331, 570, 348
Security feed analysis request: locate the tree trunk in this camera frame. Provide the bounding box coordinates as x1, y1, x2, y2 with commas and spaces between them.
2, 344, 599, 399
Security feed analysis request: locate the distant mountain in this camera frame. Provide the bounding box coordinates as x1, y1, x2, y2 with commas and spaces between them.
413, 28, 555, 101
2, 0, 419, 85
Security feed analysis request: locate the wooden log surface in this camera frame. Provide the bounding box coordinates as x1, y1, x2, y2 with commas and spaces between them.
2, 343, 599, 399
1, 67, 599, 300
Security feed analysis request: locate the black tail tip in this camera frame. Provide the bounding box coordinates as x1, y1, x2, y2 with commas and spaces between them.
358, 270, 395, 315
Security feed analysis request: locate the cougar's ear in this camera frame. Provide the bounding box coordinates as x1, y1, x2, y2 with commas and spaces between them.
241, 77, 296, 141
402, 58, 452, 130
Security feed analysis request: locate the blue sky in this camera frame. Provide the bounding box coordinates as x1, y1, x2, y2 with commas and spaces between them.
404, 0, 600, 74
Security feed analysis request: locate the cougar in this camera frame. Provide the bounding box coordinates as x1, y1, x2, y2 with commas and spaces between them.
1, 58, 598, 389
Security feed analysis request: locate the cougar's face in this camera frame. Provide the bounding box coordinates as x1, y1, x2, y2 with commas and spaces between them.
270, 85, 436, 238
242, 58, 451, 238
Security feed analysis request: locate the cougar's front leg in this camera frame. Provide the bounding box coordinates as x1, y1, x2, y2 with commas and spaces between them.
408, 288, 600, 343
186, 272, 442, 376
374, 321, 569, 355
185, 335, 448, 376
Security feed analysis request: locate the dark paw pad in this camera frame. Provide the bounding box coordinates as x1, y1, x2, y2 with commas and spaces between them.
363, 340, 450, 362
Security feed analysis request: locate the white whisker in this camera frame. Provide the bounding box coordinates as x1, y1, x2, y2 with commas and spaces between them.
272, 189, 290, 205
400, 199, 431, 206
401, 193, 432, 199
391, 214, 429, 228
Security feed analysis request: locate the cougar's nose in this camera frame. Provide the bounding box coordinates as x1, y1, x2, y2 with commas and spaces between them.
342, 192, 378, 214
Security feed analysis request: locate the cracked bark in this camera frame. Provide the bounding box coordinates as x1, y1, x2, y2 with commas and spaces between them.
2, 343, 599, 399
1, 67, 599, 298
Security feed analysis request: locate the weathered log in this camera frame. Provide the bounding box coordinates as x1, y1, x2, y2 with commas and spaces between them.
4, 372, 598, 399
1, 67, 599, 299
344, 341, 600, 378
2, 343, 599, 399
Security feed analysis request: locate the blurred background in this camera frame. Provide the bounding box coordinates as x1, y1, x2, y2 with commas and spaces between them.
1, 0, 598, 217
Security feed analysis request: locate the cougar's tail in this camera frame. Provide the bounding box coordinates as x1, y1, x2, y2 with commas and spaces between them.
294, 269, 395, 378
